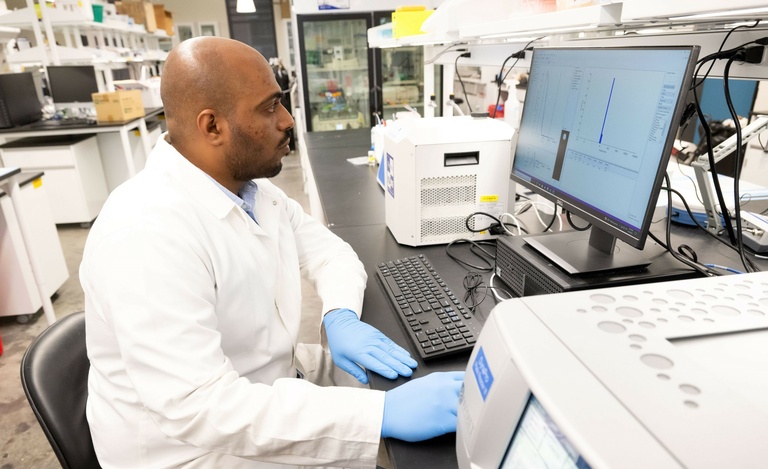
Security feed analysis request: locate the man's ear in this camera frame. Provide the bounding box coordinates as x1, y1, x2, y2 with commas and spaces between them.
196, 109, 227, 146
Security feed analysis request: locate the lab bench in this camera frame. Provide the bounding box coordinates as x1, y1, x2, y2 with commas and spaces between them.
302, 129, 768, 469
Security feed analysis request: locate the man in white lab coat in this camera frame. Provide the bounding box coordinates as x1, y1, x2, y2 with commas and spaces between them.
80, 37, 462, 468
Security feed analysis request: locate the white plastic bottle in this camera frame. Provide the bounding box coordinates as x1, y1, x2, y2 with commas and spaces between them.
503, 83, 520, 129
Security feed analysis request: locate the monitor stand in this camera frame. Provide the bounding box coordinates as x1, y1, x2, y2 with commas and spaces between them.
524, 227, 651, 275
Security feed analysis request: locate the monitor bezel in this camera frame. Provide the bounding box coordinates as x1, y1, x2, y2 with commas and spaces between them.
510, 45, 700, 250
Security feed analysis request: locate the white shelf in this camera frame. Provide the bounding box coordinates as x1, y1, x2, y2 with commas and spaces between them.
0, 6, 162, 37
7, 44, 118, 65
0, 7, 36, 28
621, 0, 768, 22
367, 22, 460, 49
459, 3, 622, 39
0, 4, 168, 66
0, 25, 20, 38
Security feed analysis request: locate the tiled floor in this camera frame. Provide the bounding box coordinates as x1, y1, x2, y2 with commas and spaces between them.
0, 151, 325, 467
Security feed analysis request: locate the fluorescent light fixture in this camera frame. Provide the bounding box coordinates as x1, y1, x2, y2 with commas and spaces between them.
478, 24, 596, 39
670, 7, 768, 20
236, 0, 256, 13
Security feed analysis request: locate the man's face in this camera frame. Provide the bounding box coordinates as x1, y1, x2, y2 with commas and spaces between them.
223, 62, 294, 182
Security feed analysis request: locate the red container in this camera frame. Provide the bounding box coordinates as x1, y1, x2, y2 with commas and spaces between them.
488, 103, 504, 118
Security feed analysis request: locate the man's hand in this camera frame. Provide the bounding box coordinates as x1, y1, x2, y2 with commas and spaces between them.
381, 371, 465, 442
323, 308, 418, 384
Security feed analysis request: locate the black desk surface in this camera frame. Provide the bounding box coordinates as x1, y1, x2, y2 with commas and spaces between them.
0, 107, 164, 133
304, 129, 386, 228
304, 129, 768, 469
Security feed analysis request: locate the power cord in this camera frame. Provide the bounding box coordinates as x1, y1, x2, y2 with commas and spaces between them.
689, 22, 766, 246
455, 52, 473, 114
464, 211, 523, 236
722, 51, 761, 273
445, 238, 496, 272
490, 37, 544, 119
566, 211, 591, 231
462, 272, 489, 313
662, 181, 759, 272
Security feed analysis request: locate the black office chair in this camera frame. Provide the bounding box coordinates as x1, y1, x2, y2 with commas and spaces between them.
20, 311, 101, 469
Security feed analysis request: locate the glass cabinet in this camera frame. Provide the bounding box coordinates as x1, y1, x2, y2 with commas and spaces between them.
380, 46, 424, 119
296, 11, 429, 132
297, 15, 374, 132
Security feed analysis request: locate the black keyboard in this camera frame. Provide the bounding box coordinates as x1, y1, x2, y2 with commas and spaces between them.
376, 254, 481, 361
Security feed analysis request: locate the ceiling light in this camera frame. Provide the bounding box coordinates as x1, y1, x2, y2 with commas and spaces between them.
236, 0, 256, 14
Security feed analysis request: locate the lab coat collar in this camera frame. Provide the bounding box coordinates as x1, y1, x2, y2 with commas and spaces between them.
150, 134, 278, 237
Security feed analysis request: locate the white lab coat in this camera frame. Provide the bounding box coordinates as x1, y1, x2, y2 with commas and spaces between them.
80, 135, 385, 468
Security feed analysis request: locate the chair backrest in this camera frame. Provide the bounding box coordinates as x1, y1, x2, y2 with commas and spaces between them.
20, 312, 101, 469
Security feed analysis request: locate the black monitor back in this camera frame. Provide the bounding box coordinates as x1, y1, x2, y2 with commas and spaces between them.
0, 72, 43, 128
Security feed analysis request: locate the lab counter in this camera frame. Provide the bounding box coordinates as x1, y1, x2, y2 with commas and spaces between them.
304, 129, 384, 228
302, 129, 768, 469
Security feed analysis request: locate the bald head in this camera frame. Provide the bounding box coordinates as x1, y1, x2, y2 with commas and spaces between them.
161, 37, 271, 146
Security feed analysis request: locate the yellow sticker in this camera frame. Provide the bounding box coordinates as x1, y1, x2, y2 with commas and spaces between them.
133, 130, 141, 137
479, 195, 499, 203
32, 178, 42, 189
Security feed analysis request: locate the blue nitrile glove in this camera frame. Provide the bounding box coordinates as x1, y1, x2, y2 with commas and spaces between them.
323, 308, 418, 384
381, 371, 465, 442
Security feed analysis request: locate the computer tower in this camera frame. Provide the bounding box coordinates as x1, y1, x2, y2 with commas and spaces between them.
383, 116, 515, 246
0, 72, 43, 128
495, 235, 701, 297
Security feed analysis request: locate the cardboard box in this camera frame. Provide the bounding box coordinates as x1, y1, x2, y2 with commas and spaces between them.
153, 4, 174, 36
91, 90, 145, 123
114, 78, 163, 108
120, 0, 156, 32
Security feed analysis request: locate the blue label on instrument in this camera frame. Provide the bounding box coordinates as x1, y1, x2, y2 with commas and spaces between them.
472, 347, 494, 401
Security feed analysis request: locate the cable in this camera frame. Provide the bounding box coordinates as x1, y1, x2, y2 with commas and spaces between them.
722, 53, 757, 273
462, 272, 489, 314
490, 37, 544, 119
489, 273, 515, 302
660, 174, 718, 277
464, 211, 503, 233
445, 239, 496, 272
499, 212, 524, 235
691, 58, 737, 243
704, 264, 745, 274
692, 20, 761, 90
529, 201, 562, 232
566, 211, 591, 231
662, 183, 758, 271
455, 53, 472, 114
425, 44, 468, 65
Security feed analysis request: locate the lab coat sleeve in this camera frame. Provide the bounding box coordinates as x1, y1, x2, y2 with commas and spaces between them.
278, 185, 368, 317
82, 220, 383, 467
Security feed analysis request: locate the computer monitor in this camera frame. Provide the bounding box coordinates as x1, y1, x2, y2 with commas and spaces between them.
46, 65, 101, 111
510, 46, 699, 274
0, 72, 43, 128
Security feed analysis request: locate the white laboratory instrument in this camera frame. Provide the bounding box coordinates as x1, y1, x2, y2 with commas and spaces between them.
457, 272, 768, 468
690, 115, 768, 233
383, 116, 515, 246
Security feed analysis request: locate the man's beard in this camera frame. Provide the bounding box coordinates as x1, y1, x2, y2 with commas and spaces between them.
225, 126, 287, 181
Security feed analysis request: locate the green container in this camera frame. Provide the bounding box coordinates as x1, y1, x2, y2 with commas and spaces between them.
92, 4, 103, 23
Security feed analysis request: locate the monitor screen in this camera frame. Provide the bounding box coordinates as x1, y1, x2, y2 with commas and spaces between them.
46, 65, 100, 106
500, 394, 592, 469
510, 46, 698, 274
0, 72, 42, 128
